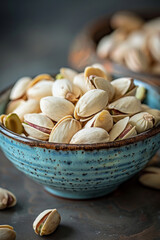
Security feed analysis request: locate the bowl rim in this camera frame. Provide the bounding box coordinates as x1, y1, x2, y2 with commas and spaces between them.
0, 84, 160, 151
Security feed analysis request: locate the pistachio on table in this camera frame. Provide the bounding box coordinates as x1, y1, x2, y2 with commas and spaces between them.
33, 209, 61, 236
0, 187, 16, 210
0, 225, 16, 240
139, 166, 160, 190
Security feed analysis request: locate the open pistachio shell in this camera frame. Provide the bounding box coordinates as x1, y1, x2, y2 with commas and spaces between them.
33, 209, 61, 236
3, 113, 23, 134
74, 89, 108, 120
118, 124, 137, 140
27, 80, 53, 101
112, 114, 128, 123
84, 110, 113, 132
84, 66, 108, 80
40, 96, 74, 122
0, 225, 16, 240
70, 127, 110, 144
5, 99, 25, 115
0, 188, 16, 210
91, 63, 111, 81
23, 113, 54, 140
49, 115, 82, 143
97, 34, 116, 59
108, 96, 142, 115
141, 104, 150, 111
10, 77, 32, 100
111, 78, 136, 100
129, 112, 154, 133
139, 166, 160, 190
13, 99, 40, 122
109, 117, 129, 141
145, 109, 160, 126
73, 73, 88, 94
27, 74, 54, 89
60, 67, 78, 82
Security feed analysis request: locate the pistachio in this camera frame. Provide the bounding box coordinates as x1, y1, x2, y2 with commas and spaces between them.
97, 34, 115, 59
10, 77, 31, 100
145, 109, 160, 126
23, 113, 54, 140
27, 74, 54, 89
40, 96, 74, 122
3, 113, 23, 134
139, 167, 160, 190
143, 17, 160, 33
73, 73, 88, 94
49, 115, 82, 143
148, 32, 160, 62
5, 99, 25, 115
33, 209, 61, 236
70, 127, 110, 144
60, 67, 78, 82
0, 188, 16, 210
141, 104, 150, 111
129, 112, 155, 133
84, 110, 113, 132
74, 89, 108, 120
0, 225, 16, 240
108, 96, 142, 116
27, 80, 53, 101
13, 99, 40, 122
84, 66, 108, 80
135, 86, 146, 101
91, 63, 111, 81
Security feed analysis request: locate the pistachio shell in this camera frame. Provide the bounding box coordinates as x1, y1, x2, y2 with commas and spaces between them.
33, 209, 61, 236
74, 89, 108, 120
129, 112, 154, 133
73, 73, 88, 94
27, 74, 54, 89
148, 32, 160, 62
0, 225, 16, 240
5, 99, 25, 115
108, 96, 142, 115
110, 42, 130, 63
109, 117, 129, 141
27, 81, 53, 100
139, 167, 160, 190
84, 110, 113, 132
119, 125, 137, 140
13, 99, 40, 122
84, 66, 108, 80
141, 104, 150, 111
0, 188, 16, 210
91, 63, 111, 81
4, 113, 23, 134
10, 77, 31, 100
40, 96, 74, 122
70, 127, 110, 144
60, 67, 78, 82
111, 78, 135, 100
145, 109, 160, 126
97, 34, 116, 59
112, 114, 128, 123
143, 17, 160, 33
0, 115, 6, 124
49, 115, 82, 143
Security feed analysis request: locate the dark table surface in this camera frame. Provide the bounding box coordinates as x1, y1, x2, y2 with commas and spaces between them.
0, 150, 160, 240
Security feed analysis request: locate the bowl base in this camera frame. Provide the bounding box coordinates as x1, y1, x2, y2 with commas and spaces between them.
44, 186, 118, 200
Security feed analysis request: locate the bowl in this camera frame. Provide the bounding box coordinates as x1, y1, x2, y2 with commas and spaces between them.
69, 11, 160, 86
0, 80, 160, 200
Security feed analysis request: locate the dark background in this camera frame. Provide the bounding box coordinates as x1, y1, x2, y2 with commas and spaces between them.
0, 0, 160, 90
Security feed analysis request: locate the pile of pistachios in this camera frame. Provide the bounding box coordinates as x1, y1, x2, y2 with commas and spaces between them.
0, 64, 160, 144
97, 11, 160, 74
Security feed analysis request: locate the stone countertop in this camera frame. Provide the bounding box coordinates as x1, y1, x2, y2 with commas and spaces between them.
0, 150, 160, 240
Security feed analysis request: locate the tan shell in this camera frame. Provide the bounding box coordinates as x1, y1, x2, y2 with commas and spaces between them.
73, 73, 88, 94
112, 114, 128, 123
139, 166, 160, 190
124, 47, 149, 72
110, 42, 130, 63
97, 34, 116, 59
60, 67, 78, 82
3, 113, 24, 134
49, 115, 82, 143
74, 89, 108, 120
0, 225, 16, 240
33, 209, 61, 236
84, 66, 108, 80
111, 78, 136, 100
10, 77, 32, 100
13, 99, 40, 122
40, 96, 74, 122
91, 63, 111, 81
110, 11, 144, 32
84, 110, 113, 132
70, 127, 110, 144
27, 74, 54, 89
129, 112, 154, 133
145, 109, 160, 126
5, 99, 25, 115
143, 17, 160, 33
0, 188, 16, 210
108, 96, 142, 115
86, 76, 115, 102
148, 32, 160, 62
27, 80, 53, 100
141, 104, 150, 111
151, 63, 160, 74
23, 113, 54, 140
109, 117, 129, 141
52, 79, 81, 103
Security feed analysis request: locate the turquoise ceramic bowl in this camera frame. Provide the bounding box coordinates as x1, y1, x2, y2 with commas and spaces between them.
0, 80, 160, 199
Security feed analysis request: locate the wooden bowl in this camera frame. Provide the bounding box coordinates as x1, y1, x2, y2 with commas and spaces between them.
69, 10, 160, 86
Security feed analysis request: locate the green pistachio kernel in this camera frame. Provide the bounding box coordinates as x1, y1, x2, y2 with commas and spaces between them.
136, 86, 146, 101
4, 113, 24, 134
56, 73, 64, 80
